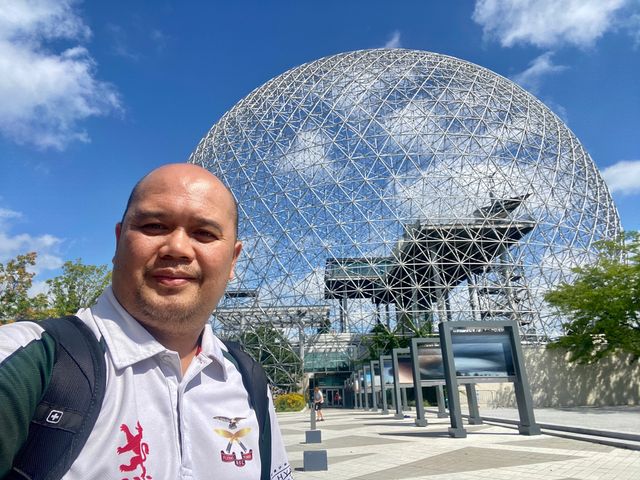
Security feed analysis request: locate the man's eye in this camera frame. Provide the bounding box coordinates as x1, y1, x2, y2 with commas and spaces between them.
141, 223, 166, 233
194, 230, 218, 241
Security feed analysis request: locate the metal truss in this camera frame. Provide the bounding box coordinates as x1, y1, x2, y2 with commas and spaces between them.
189, 49, 621, 385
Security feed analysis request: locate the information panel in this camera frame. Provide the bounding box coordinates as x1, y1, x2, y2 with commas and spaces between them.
381, 357, 394, 386
371, 362, 382, 391
410, 333, 515, 385
451, 331, 515, 378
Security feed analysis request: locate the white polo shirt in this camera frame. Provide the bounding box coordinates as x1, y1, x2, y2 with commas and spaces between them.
1, 288, 292, 480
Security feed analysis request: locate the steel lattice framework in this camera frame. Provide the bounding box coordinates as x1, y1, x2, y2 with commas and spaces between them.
189, 49, 621, 389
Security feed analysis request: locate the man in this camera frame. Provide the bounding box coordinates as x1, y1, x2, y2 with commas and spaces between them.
0, 164, 292, 479
313, 387, 324, 421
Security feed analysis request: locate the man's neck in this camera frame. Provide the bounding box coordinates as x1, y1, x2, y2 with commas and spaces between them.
145, 325, 204, 375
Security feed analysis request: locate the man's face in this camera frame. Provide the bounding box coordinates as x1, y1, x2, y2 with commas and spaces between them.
111, 167, 242, 333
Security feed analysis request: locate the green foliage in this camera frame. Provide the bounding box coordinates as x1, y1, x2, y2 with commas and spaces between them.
545, 232, 640, 364
363, 322, 436, 360
46, 259, 111, 317
273, 392, 305, 412
0, 252, 38, 322
365, 323, 402, 359
0, 252, 110, 323
236, 325, 303, 392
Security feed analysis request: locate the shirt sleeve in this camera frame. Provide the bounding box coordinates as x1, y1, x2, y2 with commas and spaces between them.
0, 322, 56, 477
266, 388, 293, 480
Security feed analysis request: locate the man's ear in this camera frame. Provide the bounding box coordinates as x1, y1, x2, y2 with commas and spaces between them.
229, 241, 243, 280
112, 223, 123, 265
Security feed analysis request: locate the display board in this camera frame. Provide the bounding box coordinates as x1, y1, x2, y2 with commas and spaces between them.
411, 332, 515, 385
395, 355, 413, 386
363, 365, 371, 385
370, 360, 382, 391
438, 320, 540, 438
450, 331, 515, 378
381, 357, 394, 386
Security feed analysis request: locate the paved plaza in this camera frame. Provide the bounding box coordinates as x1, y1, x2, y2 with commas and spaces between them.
278, 407, 640, 479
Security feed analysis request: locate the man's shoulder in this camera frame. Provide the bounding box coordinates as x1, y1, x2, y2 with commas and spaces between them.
0, 321, 47, 363
0, 313, 104, 366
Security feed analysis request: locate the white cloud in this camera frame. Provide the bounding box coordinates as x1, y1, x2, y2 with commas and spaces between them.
0, 205, 63, 275
150, 28, 168, 53
29, 279, 50, 296
106, 23, 139, 61
0, 0, 90, 40
383, 30, 401, 49
0, 207, 22, 225
0, 0, 121, 150
278, 129, 336, 181
512, 52, 567, 93
472, 0, 629, 48
623, 12, 640, 47
601, 160, 640, 195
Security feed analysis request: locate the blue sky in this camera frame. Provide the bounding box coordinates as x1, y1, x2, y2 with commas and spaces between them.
1, 0, 639, 293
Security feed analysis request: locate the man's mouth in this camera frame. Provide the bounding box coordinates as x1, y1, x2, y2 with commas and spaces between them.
151, 270, 197, 287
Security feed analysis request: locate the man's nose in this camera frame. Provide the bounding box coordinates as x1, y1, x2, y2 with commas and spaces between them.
160, 229, 194, 260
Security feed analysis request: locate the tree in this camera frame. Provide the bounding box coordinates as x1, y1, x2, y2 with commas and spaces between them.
1, 253, 111, 323
365, 323, 403, 359
363, 322, 436, 360
0, 252, 38, 323
235, 326, 303, 393
46, 259, 111, 317
544, 232, 640, 364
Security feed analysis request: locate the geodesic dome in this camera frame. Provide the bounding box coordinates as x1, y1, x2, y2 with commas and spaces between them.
189, 49, 620, 387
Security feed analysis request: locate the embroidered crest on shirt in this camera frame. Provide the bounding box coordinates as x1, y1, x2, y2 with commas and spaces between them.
117, 421, 152, 480
214, 416, 253, 467
213, 415, 246, 429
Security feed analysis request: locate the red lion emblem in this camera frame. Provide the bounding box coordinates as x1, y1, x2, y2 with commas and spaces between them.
117, 421, 152, 480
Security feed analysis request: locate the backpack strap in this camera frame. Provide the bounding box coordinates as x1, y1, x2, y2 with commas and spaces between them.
221, 340, 271, 480
9, 316, 106, 480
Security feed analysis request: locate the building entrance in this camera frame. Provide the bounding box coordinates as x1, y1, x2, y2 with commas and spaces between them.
324, 388, 343, 407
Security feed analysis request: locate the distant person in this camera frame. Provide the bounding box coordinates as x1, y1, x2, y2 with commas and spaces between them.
313, 387, 325, 421
334, 391, 341, 406
0, 164, 291, 479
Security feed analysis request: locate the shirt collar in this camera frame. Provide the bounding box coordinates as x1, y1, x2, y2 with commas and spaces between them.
88, 286, 227, 376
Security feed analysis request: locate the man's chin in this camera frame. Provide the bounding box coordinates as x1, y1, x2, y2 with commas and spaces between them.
148, 282, 196, 296
136, 293, 198, 320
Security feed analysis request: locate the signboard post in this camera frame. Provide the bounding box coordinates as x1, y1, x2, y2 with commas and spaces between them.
358, 369, 364, 410
409, 337, 441, 427
439, 325, 466, 438
465, 384, 482, 424
379, 354, 392, 415
436, 385, 447, 418
409, 337, 450, 427
369, 360, 379, 412
391, 348, 409, 419
507, 323, 540, 435
363, 365, 371, 411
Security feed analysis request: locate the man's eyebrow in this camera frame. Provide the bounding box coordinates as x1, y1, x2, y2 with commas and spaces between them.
192, 217, 224, 232
127, 209, 169, 221
129, 210, 224, 231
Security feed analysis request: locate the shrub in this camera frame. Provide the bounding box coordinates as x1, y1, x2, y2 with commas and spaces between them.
274, 392, 306, 412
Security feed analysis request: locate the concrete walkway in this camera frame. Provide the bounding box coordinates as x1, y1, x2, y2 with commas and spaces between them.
470, 405, 640, 435
278, 406, 640, 479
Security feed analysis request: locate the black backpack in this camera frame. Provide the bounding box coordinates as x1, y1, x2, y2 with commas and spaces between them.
7, 316, 271, 480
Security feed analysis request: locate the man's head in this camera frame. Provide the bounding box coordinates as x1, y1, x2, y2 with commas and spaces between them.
121, 170, 239, 238
112, 163, 242, 336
